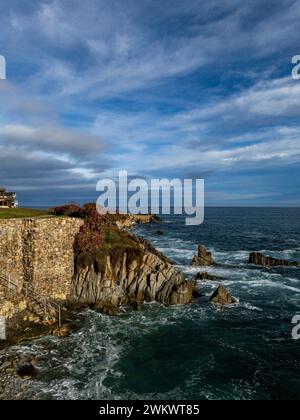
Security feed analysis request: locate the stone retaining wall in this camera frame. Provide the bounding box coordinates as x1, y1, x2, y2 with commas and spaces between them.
0, 218, 84, 300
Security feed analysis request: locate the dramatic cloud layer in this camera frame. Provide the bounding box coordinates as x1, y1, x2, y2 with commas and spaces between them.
0, 0, 299, 205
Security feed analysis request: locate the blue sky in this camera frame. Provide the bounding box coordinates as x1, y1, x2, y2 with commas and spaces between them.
0, 0, 300, 207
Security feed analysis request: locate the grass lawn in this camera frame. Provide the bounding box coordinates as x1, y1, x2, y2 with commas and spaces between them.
0, 208, 52, 219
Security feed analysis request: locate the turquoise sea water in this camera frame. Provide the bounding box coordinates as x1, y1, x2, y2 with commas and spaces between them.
4, 208, 300, 400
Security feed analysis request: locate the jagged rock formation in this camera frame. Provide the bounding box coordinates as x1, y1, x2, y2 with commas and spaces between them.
72, 231, 196, 314
210, 285, 236, 306
249, 252, 300, 267
196, 272, 224, 281
192, 245, 214, 266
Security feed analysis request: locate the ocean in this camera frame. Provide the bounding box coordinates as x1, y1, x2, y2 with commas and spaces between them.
4, 208, 300, 400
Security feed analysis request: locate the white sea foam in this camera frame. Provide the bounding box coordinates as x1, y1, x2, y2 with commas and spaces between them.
214, 250, 250, 263
257, 248, 300, 261
243, 303, 263, 312
250, 279, 300, 292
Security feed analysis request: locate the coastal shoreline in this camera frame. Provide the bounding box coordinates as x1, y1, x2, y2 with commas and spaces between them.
1, 208, 299, 400
0, 209, 193, 348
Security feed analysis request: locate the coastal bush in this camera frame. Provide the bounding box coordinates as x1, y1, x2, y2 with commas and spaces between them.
52, 203, 143, 273
75, 207, 143, 274
73, 205, 109, 255
51, 203, 107, 257
51, 204, 84, 218
82, 228, 143, 274
75, 225, 143, 271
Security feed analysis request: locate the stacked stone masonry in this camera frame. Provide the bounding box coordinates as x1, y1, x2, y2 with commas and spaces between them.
0, 218, 84, 300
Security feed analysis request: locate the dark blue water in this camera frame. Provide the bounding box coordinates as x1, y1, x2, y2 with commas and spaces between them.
6, 208, 300, 400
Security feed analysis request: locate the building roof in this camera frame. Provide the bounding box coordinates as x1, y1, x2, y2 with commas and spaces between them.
0, 188, 16, 196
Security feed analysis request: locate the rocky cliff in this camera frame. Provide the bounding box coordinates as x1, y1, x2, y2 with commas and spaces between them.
72, 230, 195, 314
0, 213, 195, 337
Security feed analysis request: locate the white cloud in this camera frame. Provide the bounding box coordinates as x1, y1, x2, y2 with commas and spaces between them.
5, 0, 300, 100
89, 76, 300, 176
0, 123, 106, 159
1, 0, 300, 204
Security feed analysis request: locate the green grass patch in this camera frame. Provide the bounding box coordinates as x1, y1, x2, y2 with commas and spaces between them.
0, 208, 52, 219
96, 228, 143, 271
103, 228, 139, 250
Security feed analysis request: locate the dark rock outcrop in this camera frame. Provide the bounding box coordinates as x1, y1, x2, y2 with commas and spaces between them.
196, 272, 224, 281
17, 362, 36, 378
192, 245, 214, 266
210, 285, 236, 306
249, 252, 300, 267
72, 232, 196, 313
0, 354, 37, 400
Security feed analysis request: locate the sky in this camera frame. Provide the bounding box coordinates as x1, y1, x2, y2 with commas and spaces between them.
0, 0, 300, 207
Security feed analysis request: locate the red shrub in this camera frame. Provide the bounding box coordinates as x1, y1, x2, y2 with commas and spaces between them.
51, 203, 111, 256
74, 204, 109, 256
51, 204, 84, 218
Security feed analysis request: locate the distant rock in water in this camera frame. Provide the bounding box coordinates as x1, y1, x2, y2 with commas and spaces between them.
210, 285, 237, 306
249, 252, 300, 267
115, 214, 161, 230
196, 272, 224, 281
155, 230, 164, 236
192, 245, 215, 266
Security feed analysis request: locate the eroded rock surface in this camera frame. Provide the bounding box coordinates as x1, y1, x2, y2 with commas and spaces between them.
192, 245, 215, 266
210, 285, 236, 306
196, 272, 224, 281
72, 233, 196, 313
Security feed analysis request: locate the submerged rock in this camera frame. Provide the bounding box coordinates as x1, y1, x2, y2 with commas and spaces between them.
192, 245, 215, 266
16, 362, 36, 379
94, 298, 120, 316
210, 285, 236, 306
50, 324, 72, 337
249, 252, 300, 267
196, 272, 224, 281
